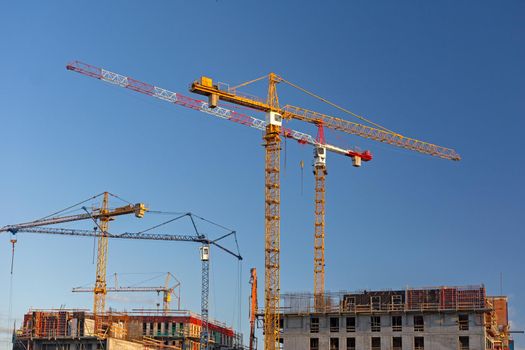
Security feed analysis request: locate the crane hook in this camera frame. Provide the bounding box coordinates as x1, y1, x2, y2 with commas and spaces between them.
10, 233, 17, 275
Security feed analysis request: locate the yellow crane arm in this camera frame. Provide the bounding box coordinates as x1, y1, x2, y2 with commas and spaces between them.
99, 203, 147, 219
191, 77, 272, 111
1, 203, 146, 233
190, 76, 460, 161
283, 105, 461, 161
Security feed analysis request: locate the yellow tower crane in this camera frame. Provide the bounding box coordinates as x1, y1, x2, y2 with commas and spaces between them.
64, 61, 459, 350
190, 73, 460, 350
66, 61, 371, 350
0, 192, 147, 336
73, 272, 181, 315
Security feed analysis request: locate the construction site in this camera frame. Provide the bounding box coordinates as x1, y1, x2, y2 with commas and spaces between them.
1, 60, 518, 350
13, 310, 241, 350
1, 3, 523, 350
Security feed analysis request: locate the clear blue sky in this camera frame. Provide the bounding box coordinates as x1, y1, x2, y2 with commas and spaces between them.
1, 1, 524, 349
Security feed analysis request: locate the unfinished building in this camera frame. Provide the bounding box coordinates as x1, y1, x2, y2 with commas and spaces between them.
12, 309, 243, 350
280, 285, 511, 350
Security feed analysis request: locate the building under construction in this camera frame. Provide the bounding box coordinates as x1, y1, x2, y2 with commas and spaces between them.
280, 285, 512, 350
12, 310, 243, 350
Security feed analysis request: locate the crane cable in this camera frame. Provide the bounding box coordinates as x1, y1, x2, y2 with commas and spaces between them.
107, 192, 133, 206
204, 72, 394, 134
7, 273, 14, 346
37, 193, 105, 221
300, 160, 305, 195
136, 213, 191, 235
7, 235, 17, 346
279, 77, 395, 133
238, 260, 242, 339
229, 74, 269, 92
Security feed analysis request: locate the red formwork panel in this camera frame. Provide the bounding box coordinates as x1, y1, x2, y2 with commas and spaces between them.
406, 289, 425, 310
24, 311, 82, 338
407, 286, 485, 311
42, 314, 58, 337
406, 288, 440, 310
457, 286, 485, 309
57, 311, 67, 337
33, 312, 42, 337
440, 287, 457, 309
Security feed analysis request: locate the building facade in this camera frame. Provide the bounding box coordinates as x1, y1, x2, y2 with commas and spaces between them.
281, 286, 510, 350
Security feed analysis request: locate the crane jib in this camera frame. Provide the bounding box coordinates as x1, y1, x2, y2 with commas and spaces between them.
66, 61, 371, 162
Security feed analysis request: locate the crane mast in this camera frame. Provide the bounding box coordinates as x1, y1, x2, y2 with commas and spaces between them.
263, 120, 281, 350
193, 74, 287, 350
313, 147, 327, 309
262, 73, 283, 350
200, 244, 210, 350
94, 192, 110, 335
313, 123, 362, 308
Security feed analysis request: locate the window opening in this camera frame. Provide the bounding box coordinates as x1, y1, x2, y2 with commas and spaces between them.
346, 337, 355, 350
371, 337, 381, 350
346, 317, 356, 332
310, 317, 319, 333
330, 338, 339, 350
459, 314, 469, 331
393, 337, 402, 350
371, 316, 381, 332
415, 337, 425, 350
414, 316, 424, 332
330, 317, 340, 332
310, 338, 319, 350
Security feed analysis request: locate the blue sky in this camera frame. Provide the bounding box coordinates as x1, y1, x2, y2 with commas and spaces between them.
1, 0, 524, 348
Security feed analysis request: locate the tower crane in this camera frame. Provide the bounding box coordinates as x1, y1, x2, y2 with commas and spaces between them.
72, 272, 182, 314
190, 73, 461, 350
2, 214, 241, 350
65, 62, 369, 162
66, 62, 460, 350
65, 60, 373, 335
0, 191, 147, 335
65, 61, 371, 305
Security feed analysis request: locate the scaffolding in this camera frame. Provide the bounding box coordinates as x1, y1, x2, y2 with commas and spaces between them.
281, 285, 487, 315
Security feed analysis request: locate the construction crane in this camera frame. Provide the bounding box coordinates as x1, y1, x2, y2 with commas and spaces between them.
65, 61, 371, 339
249, 268, 258, 350
0, 191, 147, 335
72, 272, 181, 314
66, 62, 460, 350
3, 215, 242, 350
190, 73, 461, 350
65, 62, 369, 162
